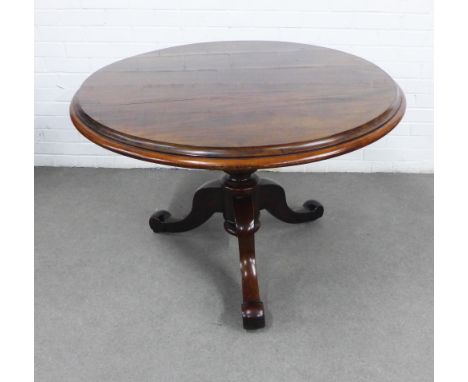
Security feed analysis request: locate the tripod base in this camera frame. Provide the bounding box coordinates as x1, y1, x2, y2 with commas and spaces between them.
149, 172, 323, 330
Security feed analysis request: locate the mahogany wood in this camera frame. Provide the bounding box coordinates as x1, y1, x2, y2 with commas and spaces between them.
149, 179, 223, 233
69, 41, 406, 330
149, 172, 324, 329
70, 41, 405, 171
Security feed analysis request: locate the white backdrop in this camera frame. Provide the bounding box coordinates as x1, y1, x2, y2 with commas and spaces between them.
34, 0, 433, 172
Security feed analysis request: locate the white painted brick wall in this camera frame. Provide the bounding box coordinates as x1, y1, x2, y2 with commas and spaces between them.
34, 0, 433, 172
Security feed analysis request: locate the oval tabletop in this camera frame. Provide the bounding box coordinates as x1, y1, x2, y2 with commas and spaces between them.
70, 41, 406, 170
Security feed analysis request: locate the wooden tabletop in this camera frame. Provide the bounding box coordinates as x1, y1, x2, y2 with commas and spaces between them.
70, 41, 405, 170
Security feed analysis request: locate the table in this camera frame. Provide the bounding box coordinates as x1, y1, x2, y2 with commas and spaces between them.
70, 41, 406, 330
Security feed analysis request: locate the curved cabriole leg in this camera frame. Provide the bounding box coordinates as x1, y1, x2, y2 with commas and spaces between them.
149, 179, 223, 233
224, 174, 265, 330
237, 231, 265, 330
258, 178, 324, 223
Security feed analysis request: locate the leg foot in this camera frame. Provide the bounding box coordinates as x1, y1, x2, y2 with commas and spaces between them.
242, 301, 265, 330
149, 210, 172, 233
303, 200, 324, 218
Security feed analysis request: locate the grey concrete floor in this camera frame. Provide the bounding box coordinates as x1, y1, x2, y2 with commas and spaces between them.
35, 168, 433, 382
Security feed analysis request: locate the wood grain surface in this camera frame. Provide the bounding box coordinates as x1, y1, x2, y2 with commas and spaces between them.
70, 41, 405, 170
